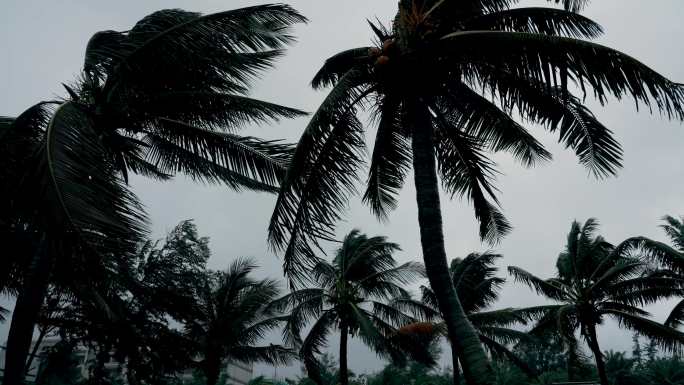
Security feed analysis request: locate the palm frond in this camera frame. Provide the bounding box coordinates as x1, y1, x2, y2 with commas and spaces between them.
363, 94, 411, 219
467, 7, 603, 38
131, 92, 306, 132
268, 69, 371, 285
439, 83, 551, 167
230, 344, 295, 366
666, 299, 684, 329
548, 0, 590, 12
388, 296, 440, 322
102, 5, 307, 97
298, 310, 336, 385
660, 215, 684, 250
606, 310, 684, 353
145, 118, 294, 187
372, 301, 418, 328
144, 133, 279, 192
479, 334, 537, 378
42, 102, 148, 256
312, 47, 373, 89
432, 108, 511, 243
507, 266, 568, 301
442, 32, 684, 120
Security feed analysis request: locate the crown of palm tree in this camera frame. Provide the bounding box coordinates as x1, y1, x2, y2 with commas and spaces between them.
183, 259, 295, 385
267, 0, 684, 285
1, 4, 307, 262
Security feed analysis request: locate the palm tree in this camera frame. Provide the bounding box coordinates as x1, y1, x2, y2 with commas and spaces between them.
509, 219, 684, 385
182, 259, 294, 385
274, 230, 432, 385
653, 215, 684, 330
661, 215, 684, 252
410, 253, 544, 385
267, 2, 684, 383
1, 5, 306, 383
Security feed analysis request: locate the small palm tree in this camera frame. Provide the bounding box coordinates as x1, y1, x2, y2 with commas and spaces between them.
413, 253, 544, 384
267, 2, 684, 383
1, 5, 306, 383
509, 219, 684, 385
182, 259, 294, 385
274, 230, 431, 385
661, 216, 684, 252
653, 215, 684, 330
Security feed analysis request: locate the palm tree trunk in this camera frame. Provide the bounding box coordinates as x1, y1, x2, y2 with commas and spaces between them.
410, 104, 492, 385
339, 322, 349, 385
93, 345, 110, 383
206, 357, 223, 385
586, 324, 608, 385
24, 326, 48, 374
452, 347, 461, 385
2, 236, 51, 385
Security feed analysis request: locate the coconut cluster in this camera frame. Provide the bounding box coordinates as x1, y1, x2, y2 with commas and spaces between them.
369, 38, 396, 68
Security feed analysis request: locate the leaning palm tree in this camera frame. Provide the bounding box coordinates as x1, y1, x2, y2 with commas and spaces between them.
509, 219, 684, 385
409, 253, 544, 385
182, 260, 294, 385
1, 5, 306, 383
274, 230, 432, 385
267, 2, 684, 383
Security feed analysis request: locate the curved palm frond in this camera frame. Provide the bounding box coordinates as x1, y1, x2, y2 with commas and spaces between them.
42, 102, 148, 255
363, 94, 411, 219
666, 299, 684, 329
507, 266, 568, 301
466, 7, 603, 38
439, 83, 551, 167
442, 32, 684, 120
432, 108, 511, 243
606, 310, 684, 354
268, 70, 371, 285
312, 47, 373, 89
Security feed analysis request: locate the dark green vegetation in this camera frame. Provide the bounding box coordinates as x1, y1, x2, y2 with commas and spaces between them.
2, 1, 684, 385
509, 219, 684, 385
0, 5, 305, 385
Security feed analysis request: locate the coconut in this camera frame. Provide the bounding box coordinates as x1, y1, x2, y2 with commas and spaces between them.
397, 322, 435, 336
382, 39, 395, 53
375, 55, 390, 67
368, 47, 381, 56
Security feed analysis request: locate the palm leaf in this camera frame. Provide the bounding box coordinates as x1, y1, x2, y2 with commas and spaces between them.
363, 94, 411, 219
42, 102, 148, 256
507, 266, 568, 301
432, 108, 511, 243
311, 47, 373, 89
442, 31, 684, 120
606, 310, 684, 353
268, 69, 371, 285
466, 7, 603, 39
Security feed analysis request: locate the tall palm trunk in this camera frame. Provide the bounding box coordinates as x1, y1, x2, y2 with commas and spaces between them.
451, 346, 461, 385
3, 236, 50, 385
410, 104, 492, 385
586, 324, 608, 385
205, 356, 223, 385
339, 322, 349, 385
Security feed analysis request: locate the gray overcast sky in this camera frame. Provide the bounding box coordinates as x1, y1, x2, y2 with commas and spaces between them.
2, 0, 683, 378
